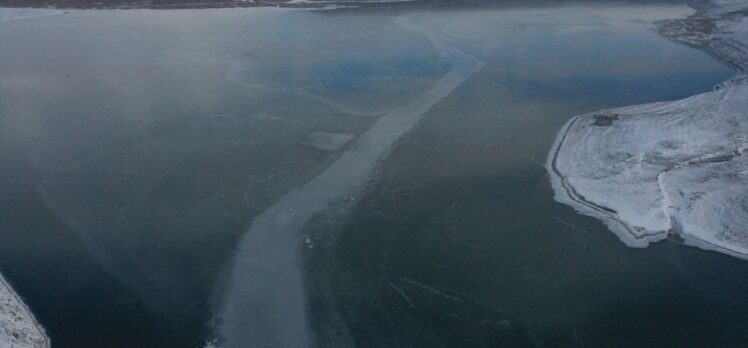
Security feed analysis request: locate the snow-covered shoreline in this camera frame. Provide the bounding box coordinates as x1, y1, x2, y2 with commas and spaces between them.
547, 0, 748, 259
0, 274, 49, 348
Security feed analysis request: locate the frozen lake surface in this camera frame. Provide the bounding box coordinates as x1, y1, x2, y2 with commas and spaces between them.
0, 3, 745, 347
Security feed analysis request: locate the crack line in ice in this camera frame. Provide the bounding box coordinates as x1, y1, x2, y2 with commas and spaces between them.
214, 14, 484, 348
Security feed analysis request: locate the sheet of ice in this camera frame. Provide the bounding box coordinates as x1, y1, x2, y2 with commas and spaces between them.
0, 274, 49, 348
548, 0, 748, 258
216, 14, 484, 348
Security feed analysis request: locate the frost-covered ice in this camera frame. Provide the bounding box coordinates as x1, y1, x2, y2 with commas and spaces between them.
548, 0, 748, 259
0, 274, 49, 348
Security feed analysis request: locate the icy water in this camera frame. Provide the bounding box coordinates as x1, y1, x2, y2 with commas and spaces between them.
0, 4, 743, 348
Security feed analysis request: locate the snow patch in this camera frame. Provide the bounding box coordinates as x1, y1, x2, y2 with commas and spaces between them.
0, 274, 49, 348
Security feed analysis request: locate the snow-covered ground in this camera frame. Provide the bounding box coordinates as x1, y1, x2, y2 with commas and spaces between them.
0, 274, 49, 348
548, 0, 748, 259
